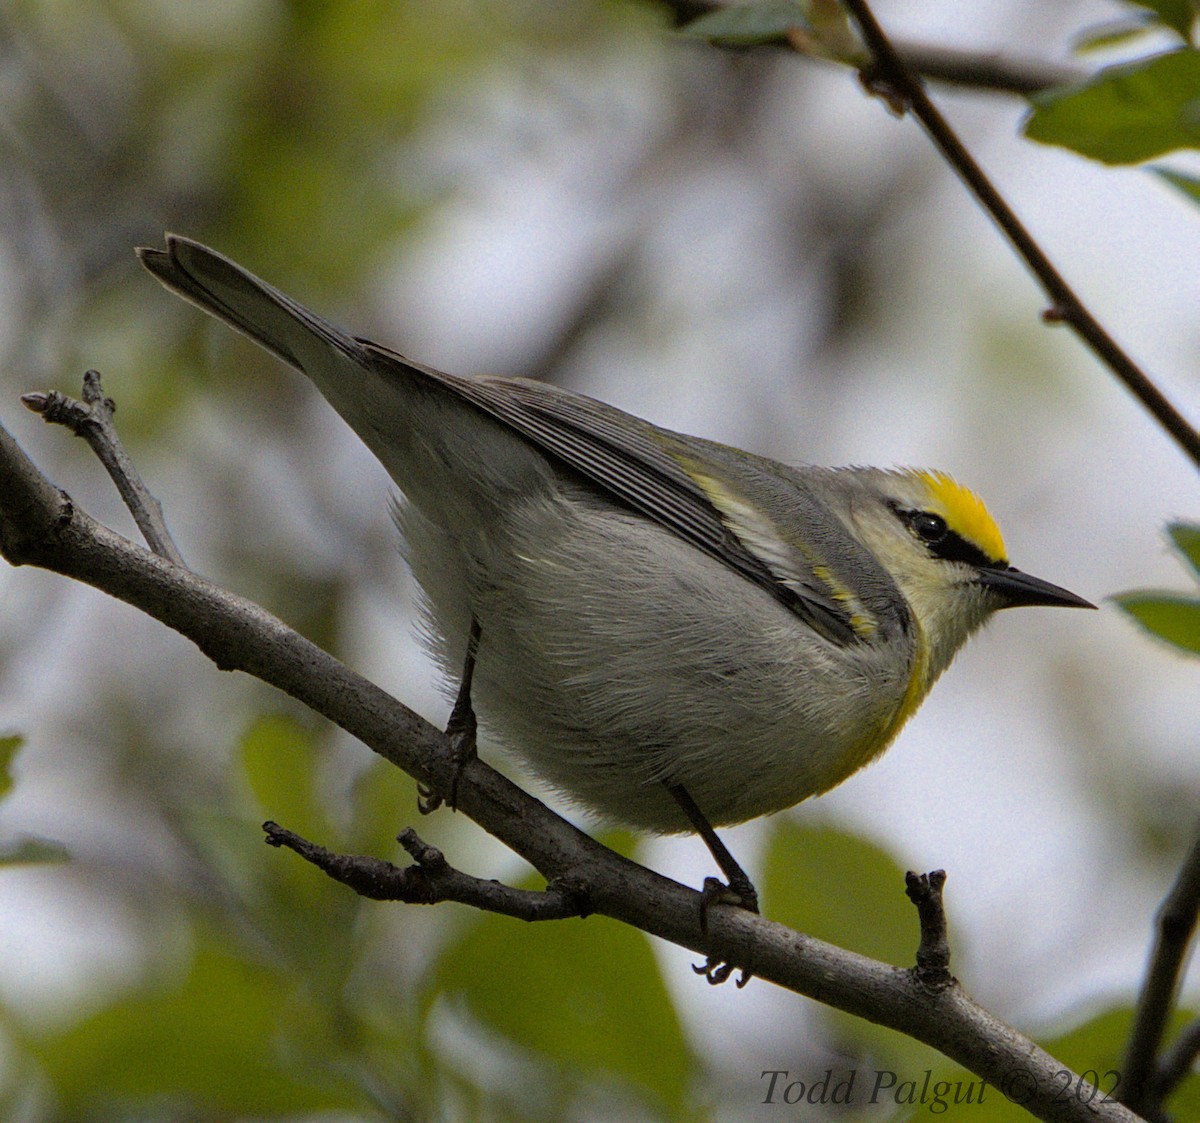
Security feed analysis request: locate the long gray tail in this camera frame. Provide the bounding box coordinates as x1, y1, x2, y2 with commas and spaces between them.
137, 234, 554, 528
137, 234, 367, 371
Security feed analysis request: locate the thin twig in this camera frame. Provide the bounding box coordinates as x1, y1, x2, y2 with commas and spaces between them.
840, 0, 1200, 469
1121, 828, 1200, 1115
905, 869, 953, 990
264, 822, 592, 919
22, 370, 186, 564
893, 42, 1080, 97
666, 0, 1083, 95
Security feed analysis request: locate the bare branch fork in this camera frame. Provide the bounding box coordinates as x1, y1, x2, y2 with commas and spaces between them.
0, 378, 1140, 1123
22, 369, 185, 565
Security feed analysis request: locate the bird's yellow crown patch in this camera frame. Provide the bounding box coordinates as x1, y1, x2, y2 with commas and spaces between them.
910, 469, 1008, 565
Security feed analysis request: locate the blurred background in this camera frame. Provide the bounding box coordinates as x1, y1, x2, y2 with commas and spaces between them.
0, 0, 1197, 1119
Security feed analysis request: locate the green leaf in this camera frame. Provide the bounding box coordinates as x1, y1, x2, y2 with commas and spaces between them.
0, 835, 70, 865
239, 712, 333, 842
437, 878, 692, 1112
1114, 593, 1200, 654
346, 754, 421, 858
1169, 521, 1200, 573
762, 819, 916, 965
680, 0, 813, 47
1112, 523, 1200, 655
1025, 49, 1200, 164
1127, 0, 1198, 40
0, 733, 22, 801
1075, 19, 1160, 55
1155, 165, 1200, 204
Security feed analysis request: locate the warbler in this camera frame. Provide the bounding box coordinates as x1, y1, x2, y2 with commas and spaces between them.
139, 235, 1093, 910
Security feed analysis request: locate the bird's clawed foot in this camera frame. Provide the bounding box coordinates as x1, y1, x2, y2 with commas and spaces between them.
694, 875, 757, 987
417, 710, 477, 815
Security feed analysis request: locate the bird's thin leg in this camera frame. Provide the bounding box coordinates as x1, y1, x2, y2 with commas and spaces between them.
666, 781, 757, 987
419, 617, 481, 814
665, 782, 760, 916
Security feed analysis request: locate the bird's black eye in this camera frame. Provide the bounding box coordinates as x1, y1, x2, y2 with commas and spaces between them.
910, 511, 947, 544
887, 501, 995, 566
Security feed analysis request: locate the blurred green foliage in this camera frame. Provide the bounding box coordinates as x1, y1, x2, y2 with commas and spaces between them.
1115, 523, 1200, 657
437, 885, 692, 1114
0, 734, 18, 802
0, 737, 69, 865
1043, 1006, 1200, 1121
1127, 0, 1199, 40
4, 714, 704, 1120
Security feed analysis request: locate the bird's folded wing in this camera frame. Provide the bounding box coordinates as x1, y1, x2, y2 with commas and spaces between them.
364, 343, 863, 645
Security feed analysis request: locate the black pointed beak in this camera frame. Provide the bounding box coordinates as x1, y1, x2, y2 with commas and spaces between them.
977, 566, 1096, 610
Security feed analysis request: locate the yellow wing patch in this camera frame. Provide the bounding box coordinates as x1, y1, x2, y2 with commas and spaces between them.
682, 463, 879, 638
909, 469, 1008, 565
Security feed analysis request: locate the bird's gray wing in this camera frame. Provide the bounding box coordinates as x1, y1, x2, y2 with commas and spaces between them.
363, 345, 871, 645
